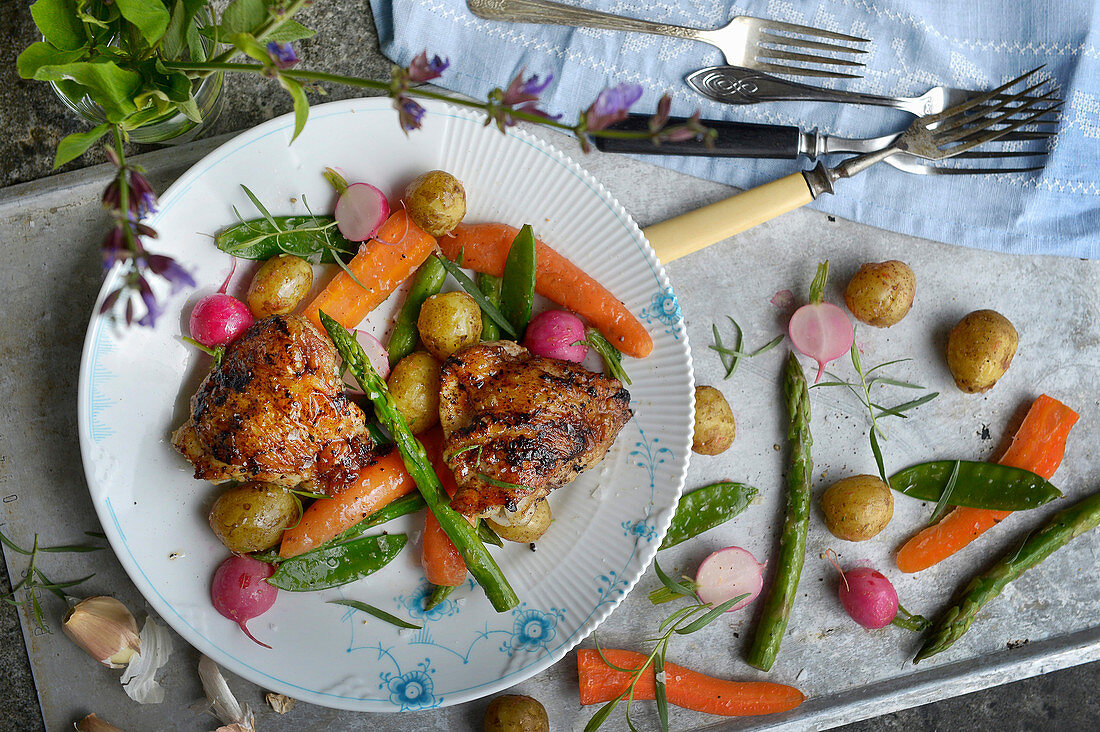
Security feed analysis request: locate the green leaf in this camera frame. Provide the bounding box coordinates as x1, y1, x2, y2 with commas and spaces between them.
867, 376, 923, 390
585, 693, 626, 731
673, 594, 748, 634
876, 392, 939, 419
278, 73, 309, 142
434, 254, 518, 338
808, 260, 829, 304
264, 19, 316, 43
229, 32, 272, 65
654, 651, 669, 732
327, 599, 421, 629
222, 0, 267, 34
653, 559, 696, 600
30, 0, 86, 51
869, 427, 888, 485
115, 0, 171, 45
160, 0, 191, 61
54, 123, 110, 167
928, 460, 961, 525
175, 95, 203, 123
33, 60, 142, 123
16, 42, 86, 80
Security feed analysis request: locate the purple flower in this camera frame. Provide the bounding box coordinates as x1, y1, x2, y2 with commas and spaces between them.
408, 51, 449, 83
502, 70, 553, 106
128, 170, 158, 218
396, 96, 426, 132
584, 83, 644, 131
102, 178, 121, 211
146, 254, 196, 294
101, 226, 126, 271
136, 276, 162, 327
267, 42, 299, 70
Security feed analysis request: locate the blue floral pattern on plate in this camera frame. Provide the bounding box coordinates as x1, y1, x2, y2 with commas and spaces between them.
639, 286, 683, 339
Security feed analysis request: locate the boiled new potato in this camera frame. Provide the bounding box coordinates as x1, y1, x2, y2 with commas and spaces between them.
387, 351, 441, 434
483, 694, 549, 732
246, 254, 313, 318
820, 475, 893, 542
487, 500, 552, 544
946, 309, 1018, 393
405, 170, 466, 236
208, 482, 300, 554
844, 260, 916, 327
417, 291, 482, 360
692, 385, 735, 455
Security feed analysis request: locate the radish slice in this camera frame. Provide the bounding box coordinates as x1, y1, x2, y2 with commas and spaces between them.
695, 546, 764, 612
335, 183, 390, 242
788, 302, 854, 382
342, 329, 390, 393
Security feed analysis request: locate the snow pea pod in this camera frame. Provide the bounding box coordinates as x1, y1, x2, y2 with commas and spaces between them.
476, 272, 503, 341
387, 257, 447, 366
659, 481, 758, 550
216, 215, 356, 263
890, 460, 1061, 510
499, 224, 537, 337
268, 533, 408, 592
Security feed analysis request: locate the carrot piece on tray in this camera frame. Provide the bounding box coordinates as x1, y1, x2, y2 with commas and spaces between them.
440, 223, 654, 359
422, 438, 468, 586
304, 208, 437, 331
896, 394, 1080, 574
577, 649, 805, 716
278, 430, 442, 559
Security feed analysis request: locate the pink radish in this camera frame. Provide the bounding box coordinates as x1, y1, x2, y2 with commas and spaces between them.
837, 566, 898, 629
211, 555, 277, 648
523, 310, 588, 362
324, 168, 390, 242
694, 546, 765, 611
788, 261, 853, 382
189, 261, 253, 347
342, 329, 390, 393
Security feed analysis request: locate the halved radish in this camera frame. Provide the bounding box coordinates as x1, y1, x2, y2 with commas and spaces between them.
695, 546, 765, 612
335, 183, 390, 242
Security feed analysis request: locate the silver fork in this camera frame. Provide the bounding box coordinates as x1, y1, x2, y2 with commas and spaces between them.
641, 68, 1060, 263
467, 0, 869, 79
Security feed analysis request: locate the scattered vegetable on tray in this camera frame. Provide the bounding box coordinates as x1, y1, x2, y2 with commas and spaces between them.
823, 553, 928, 632
945, 309, 1019, 393
844, 260, 916, 328
890, 460, 1062, 510
650, 547, 763, 612
659, 481, 758, 550
820, 474, 894, 542
691, 385, 736, 455
787, 261, 854, 382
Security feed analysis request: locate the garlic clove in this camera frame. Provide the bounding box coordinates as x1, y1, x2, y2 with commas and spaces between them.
265, 692, 296, 714
74, 713, 126, 731
63, 597, 141, 669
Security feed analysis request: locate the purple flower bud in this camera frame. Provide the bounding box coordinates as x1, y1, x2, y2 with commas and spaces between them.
136, 276, 162, 327
101, 226, 126, 271
128, 170, 158, 218
408, 51, 449, 83
502, 70, 553, 106
125, 296, 135, 326
146, 254, 196, 294
102, 179, 122, 212
584, 83, 644, 132
105, 146, 121, 167
396, 96, 426, 132
267, 42, 299, 70
649, 94, 672, 133
99, 287, 123, 315
512, 101, 563, 123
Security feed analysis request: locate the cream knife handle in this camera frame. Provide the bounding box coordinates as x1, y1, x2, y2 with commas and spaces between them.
643, 172, 815, 263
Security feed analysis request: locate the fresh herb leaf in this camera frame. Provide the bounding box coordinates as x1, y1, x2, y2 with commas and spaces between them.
929, 460, 961, 525
673, 594, 747, 634
328, 599, 421, 629
476, 473, 532, 491
876, 392, 940, 419
583, 328, 631, 385
710, 318, 782, 380
433, 255, 517, 338
477, 520, 504, 548
288, 488, 330, 500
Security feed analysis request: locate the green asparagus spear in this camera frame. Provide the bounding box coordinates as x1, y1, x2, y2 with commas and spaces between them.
321, 312, 519, 613
388, 257, 447, 366
915, 488, 1100, 663
747, 352, 812, 672
425, 583, 458, 611
476, 272, 503, 341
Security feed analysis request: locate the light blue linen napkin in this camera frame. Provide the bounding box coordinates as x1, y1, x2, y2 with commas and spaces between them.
368, 0, 1100, 257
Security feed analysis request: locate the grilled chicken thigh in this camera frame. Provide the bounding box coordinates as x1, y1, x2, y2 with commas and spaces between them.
172, 314, 375, 493
439, 341, 632, 521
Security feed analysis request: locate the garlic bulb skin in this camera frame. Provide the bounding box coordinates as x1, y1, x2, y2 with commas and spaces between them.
62, 596, 141, 668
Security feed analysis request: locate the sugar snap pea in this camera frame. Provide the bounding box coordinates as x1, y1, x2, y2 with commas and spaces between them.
659, 482, 758, 550
425, 583, 458, 611
915, 488, 1100, 662
499, 224, 537, 337
268, 533, 408, 592
747, 352, 812, 672
890, 460, 1061, 510
216, 215, 356, 263
388, 257, 447, 366
476, 272, 503, 341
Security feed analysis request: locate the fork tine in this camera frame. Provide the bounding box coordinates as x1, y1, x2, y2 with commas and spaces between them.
951, 126, 1056, 147
953, 149, 1049, 159
754, 62, 863, 79
937, 101, 1063, 155
914, 165, 1046, 175
755, 48, 865, 67
758, 19, 870, 44
758, 31, 869, 55
937, 93, 1060, 146
922, 67, 1045, 125
936, 79, 1054, 134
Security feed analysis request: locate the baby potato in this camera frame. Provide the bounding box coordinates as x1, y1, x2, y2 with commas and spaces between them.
246, 254, 313, 318
417, 291, 483, 360
487, 500, 552, 544
820, 475, 894, 542
405, 170, 466, 236
483, 694, 550, 732
946, 309, 1018, 393
387, 351, 441, 434
844, 260, 916, 328
692, 385, 735, 455
208, 482, 300, 554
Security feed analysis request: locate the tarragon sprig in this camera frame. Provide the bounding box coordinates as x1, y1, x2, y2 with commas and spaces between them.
0, 528, 103, 633
710, 316, 784, 380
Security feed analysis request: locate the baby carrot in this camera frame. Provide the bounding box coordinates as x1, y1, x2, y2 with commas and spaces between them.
421, 438, 467, 586
576, 649, 805, 716
896, 394, 1079, 573
439, 222, 654, 358
304, 209, 437, 331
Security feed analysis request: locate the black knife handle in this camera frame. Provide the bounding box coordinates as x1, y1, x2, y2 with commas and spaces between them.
593, 114, 801, 159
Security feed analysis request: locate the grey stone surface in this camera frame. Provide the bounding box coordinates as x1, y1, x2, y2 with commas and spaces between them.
2, 2, 1099, 730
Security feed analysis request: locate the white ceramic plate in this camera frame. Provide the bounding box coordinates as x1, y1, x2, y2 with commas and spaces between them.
78, 98, 693, 712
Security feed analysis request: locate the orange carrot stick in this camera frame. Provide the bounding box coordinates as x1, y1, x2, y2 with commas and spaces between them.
422, 439, 467, 586
577, 649, 805, 717
896, 394, 1079, 573
440, 223, 654, 359
304, 209, 437, 331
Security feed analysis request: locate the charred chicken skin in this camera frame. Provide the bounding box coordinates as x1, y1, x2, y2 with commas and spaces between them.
439, 341, 632, 521
172, 314, 376, 494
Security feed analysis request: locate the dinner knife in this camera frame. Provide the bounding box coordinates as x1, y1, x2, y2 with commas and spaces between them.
592, 114, 896, 161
